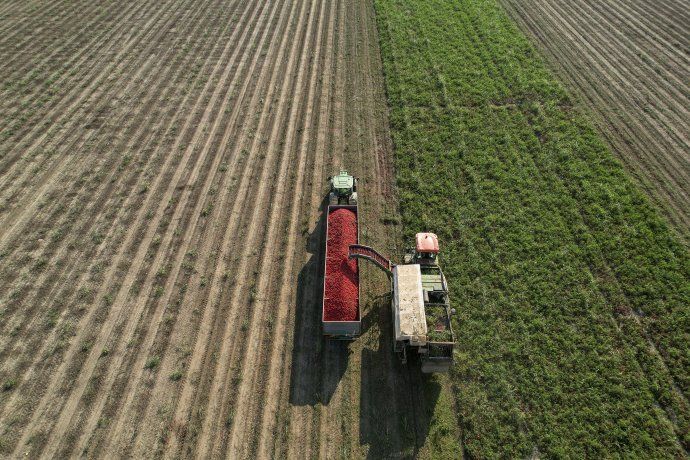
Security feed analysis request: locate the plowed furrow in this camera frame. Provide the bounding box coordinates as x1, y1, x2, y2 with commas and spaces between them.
549, 0, 689, 142
629, 0, 690, 40
35, 4, 257, 458
116, 3, 295, 456
0, 0, 210, 392
0, 0, 33, 19
254, 0, 333, 455
0, 0, 188, 247
1, 0, 407, 456
519, 4, 690, 227
0, 0, 77, 50
223, 1, 325, 456
0, 0, 212, 355
0, 0, 162, 175
70, 0, 274, 456
3, 1, 253, 454
147, 3, 296, 457
0, 0, 119, 92
12, 7, 252, 457
0, 0, 212, 321
0, 2, 146, 169
0, 0, 188, 216
183, 1, 314, 457
601, 0, 690, 73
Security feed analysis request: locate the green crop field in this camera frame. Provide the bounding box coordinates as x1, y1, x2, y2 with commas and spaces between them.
374, 0, 690, 457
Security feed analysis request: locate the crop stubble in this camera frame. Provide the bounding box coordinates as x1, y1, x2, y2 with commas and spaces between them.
0, 0, 447, 458
323, 208, 359, 321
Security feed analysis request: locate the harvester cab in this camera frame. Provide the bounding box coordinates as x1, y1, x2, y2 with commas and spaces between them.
328, 170, 358, 205
404, 232, 440, 266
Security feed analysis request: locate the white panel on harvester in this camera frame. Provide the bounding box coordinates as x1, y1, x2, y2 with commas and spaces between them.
392, 264, 427, 346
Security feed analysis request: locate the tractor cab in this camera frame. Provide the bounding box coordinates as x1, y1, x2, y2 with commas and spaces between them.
405, 232, 440, 266
328, 170, 358, 205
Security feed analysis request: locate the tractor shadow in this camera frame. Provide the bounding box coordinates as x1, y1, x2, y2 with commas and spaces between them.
359, 294, 441, 458
289, 196, 349, 407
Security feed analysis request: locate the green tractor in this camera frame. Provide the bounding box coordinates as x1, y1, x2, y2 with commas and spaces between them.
328, 170, 358, 205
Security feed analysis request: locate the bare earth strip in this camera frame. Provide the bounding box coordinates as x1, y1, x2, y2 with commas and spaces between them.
499, 0, 690, 241
0, 0, 459, 457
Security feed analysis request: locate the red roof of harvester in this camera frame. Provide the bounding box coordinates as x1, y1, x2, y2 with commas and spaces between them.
415, 232, 439, 253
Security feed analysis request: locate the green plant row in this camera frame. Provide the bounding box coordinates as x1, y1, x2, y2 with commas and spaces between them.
373, 0, 690, 457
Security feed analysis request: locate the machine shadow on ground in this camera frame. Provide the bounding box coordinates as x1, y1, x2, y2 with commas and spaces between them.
359, 293, 441, 458
289, 196, 348, 407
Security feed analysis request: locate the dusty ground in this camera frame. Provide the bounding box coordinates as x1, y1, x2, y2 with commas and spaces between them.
0, 0, 456, 458
500, 0, 690, 241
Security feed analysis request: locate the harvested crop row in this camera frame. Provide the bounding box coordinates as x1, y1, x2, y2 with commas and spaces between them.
373, 0, 690, 456
324, 208, 359, 322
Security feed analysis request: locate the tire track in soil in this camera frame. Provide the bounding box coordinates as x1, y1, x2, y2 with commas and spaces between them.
345, 0, 405, 454
282, 0, 422, 457
317, 0, 348, 456
334, 1, 362, 456
342, 0, 367, 453
283, 0, 339, 456
500, 0, 690, 237
342, 0, 422, 455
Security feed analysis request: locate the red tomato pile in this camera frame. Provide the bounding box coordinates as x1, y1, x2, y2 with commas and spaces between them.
324, 208, 359, 321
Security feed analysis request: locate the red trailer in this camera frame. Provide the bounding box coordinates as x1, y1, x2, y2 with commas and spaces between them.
322, 204, 361, 339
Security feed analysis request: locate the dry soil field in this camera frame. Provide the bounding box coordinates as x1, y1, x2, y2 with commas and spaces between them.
500, 0, 690, 240
0, 0, 456, 457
